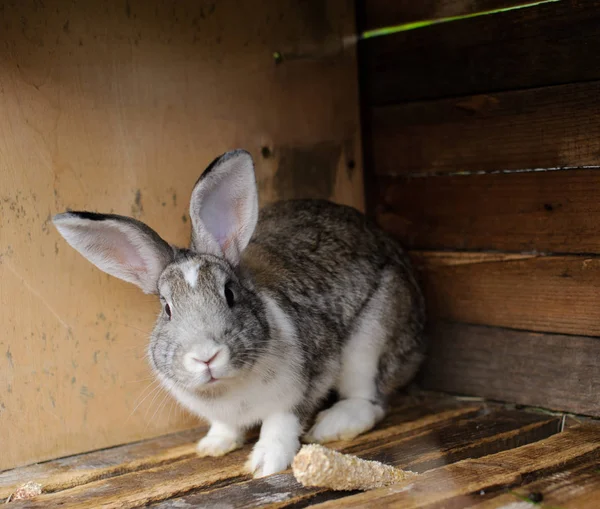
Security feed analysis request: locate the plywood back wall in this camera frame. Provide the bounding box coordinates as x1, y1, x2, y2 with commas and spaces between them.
0, 0, 363, 470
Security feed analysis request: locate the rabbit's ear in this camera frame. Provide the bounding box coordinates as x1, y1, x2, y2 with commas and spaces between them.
189, 150, 258, 266
53, 212, 174, 294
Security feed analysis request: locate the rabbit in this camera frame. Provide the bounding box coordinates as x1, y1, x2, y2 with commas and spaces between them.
52, 149, 425, 477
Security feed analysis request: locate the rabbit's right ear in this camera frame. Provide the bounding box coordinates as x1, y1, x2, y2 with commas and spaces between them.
53, 212, 174, 294
189, 150, 258, 266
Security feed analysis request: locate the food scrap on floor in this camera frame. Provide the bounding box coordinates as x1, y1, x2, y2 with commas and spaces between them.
292, 443, 416, 491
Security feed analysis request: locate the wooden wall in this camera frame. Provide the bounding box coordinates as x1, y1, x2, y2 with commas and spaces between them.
359, 0, 600, 416
0, 0, 363, 470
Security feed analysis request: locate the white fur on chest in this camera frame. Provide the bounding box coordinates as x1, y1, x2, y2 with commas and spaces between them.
176, 362, 301, 427
159, 295, 304, 429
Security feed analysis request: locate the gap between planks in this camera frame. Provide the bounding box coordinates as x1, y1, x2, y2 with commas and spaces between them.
148, 409, 561, 508
2, 396, 561, 508
309, 425, 600, 509
0, 395, 466, 501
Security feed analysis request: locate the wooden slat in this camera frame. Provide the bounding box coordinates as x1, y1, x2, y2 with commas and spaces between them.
309, 425, 600, 508
412, 251, 600, 337
422, 322, 600, 417
0, 427, 205, 499
361, 0, 549, 30
3, 401, 561, 508
0, 394, 462, 499
376, 170, 600, 253
149, 409, 559, 508
371, 82, 600, 176
0, 395, 470, 502
150, 474, 317, 509
345, 410, 559, 470
362, 0, 600, 104
470, 460, 600, 508
4, 449, 250, 509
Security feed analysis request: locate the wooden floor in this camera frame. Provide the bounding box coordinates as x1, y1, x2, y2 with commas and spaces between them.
1, 392, 599, 508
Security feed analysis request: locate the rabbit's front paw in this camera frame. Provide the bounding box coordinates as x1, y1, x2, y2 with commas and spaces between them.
196, 435, 243, 457
304, 398, 384, 443
245, 412, 301, 477
245, 438, 298, 477
196, 422, 244, 457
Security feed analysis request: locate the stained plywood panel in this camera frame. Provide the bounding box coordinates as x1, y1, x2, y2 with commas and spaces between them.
371, 82, 600, 176
423, 322, 600, 416
0, 0, 363, 470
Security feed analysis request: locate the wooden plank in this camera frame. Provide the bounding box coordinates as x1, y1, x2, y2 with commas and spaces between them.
5, 449, 251, 509
412, 251, 600, 337
352, 411, 560, 472
3, 404, 560, 508
422, 322, 600, 417
150, 474, 318, 509
362, 0, 600, 104
309, 425, 600, 508
0, 394, 472, 500
149, 409, 559, 508
0, 428, 204, 499
469, 460, 600, 508
370, 82, 600, 176
361, 0, 546, 30
376, 170, 600, 253
0, 0, 363, 471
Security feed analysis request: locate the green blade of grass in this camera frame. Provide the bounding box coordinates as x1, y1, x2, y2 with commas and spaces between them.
360, 0, 562, 40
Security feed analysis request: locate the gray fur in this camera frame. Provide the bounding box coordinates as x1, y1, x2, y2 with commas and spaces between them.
243, 199, 426, 420
53, 150, 426, 468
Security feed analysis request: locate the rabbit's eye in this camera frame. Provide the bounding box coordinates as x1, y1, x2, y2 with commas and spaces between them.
224, 285, 235, 308
164, 303, 172, 319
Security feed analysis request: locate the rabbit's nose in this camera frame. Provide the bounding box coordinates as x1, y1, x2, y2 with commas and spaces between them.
191, 350, 220, 366
183, 348, 222, 373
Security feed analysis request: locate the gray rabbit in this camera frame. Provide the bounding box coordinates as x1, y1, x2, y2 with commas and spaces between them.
53, 150, 425, 477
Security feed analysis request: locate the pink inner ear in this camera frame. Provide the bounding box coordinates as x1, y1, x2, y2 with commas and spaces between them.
113, 250, 146, 273
200, 184, 242, 253
220, 200, 245, 253
88, 228, 148, 275
56, 214, 172, 294
221, 236, 232, 252
190, 152, 257, 264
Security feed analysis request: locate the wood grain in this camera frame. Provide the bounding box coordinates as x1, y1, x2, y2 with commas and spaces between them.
150, 474, 319, 509
1, 397, 562, 508
362, 0, 600, 104
0, 428, 204, 499
370, 82, 600, 176
360, 0, 548, 30
470, 460, 600, 508
411, 251, 600, 337
422, 321, 600, 417
6, 451, 251, 509
0, 0, 363, 471
120, 410, 559, 508
0, 394, 467, 500
376, 170, 600, 253
310, 425, 600, 508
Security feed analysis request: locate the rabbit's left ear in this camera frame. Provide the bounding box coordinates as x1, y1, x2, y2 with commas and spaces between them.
53, 212, 174, 294
189, 150, 258, 266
